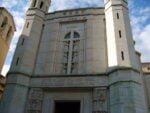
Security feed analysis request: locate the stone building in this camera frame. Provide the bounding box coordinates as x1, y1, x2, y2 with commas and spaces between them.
0, 75, 6, 99
0, 0, 149, 113
142, 63, 150, 112
0, 7, 16, 72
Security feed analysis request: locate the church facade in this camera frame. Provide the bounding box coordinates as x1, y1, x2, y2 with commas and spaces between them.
0, 0, 149, 113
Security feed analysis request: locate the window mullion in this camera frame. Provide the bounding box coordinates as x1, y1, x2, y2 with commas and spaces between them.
67, 32, 73, 74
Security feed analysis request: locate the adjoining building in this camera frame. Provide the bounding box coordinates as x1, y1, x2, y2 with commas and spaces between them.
142, 63, 150, 112
0, 0, 149, 113
0, 7, 16, 73
0, 75, 6, 99
0, 7, 16, 100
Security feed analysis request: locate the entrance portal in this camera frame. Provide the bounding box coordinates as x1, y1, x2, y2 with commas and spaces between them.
54, 101, 80, 113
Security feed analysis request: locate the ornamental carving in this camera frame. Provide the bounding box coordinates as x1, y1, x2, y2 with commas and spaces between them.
93, 88, 108, 113
25, 88, 43, 113
93, 88, 107, 102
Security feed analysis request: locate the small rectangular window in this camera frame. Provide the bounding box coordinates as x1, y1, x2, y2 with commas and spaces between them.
117, 13, 119, 19
1, 17, 7, 28
40, 2, 44, 9
33, 0, 37, 7
119, 30, 122, 38
26, 22, 29, 28
22, 38, 25, 45
121, 51, 124, 61
16, 57, 19, 66
6, 27, 12, 40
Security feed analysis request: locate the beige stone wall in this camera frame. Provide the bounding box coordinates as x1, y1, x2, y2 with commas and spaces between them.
0, 38, 8, 72
0, 7, 16, 72
142, 63, 150, 74
0, 75, 6, 99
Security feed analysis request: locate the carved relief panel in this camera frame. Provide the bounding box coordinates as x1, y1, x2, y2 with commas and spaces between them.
93, 88, 108, 113
25, 88, 43, 113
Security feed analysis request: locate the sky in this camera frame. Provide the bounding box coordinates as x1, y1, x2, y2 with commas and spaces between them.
0, 0, 150, 76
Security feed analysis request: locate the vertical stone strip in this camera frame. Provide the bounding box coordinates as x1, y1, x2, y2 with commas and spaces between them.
93, 88, 108, 113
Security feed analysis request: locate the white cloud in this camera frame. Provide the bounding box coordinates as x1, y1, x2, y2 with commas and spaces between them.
49, 0, 103, 11
139, 7, 150, 14
130, 6, 150, 62
0, 0, 18, 9
135, 24, 150, 62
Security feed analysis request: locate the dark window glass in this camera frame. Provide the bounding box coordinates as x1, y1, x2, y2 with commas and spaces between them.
121, 51, 125, 61
74, 32, 80, 38
40, 2, 44, 9
117, 13, 119, 19
64, 32, 71, 39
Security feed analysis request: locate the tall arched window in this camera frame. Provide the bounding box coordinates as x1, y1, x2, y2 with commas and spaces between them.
33, 0, 37, 7
74, 32, 80, 38
6, 26, 12, 40
62, 31, 80, 74
1, 17, 8, 28
64, 32, 71, 39
40, 1, 44, 9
